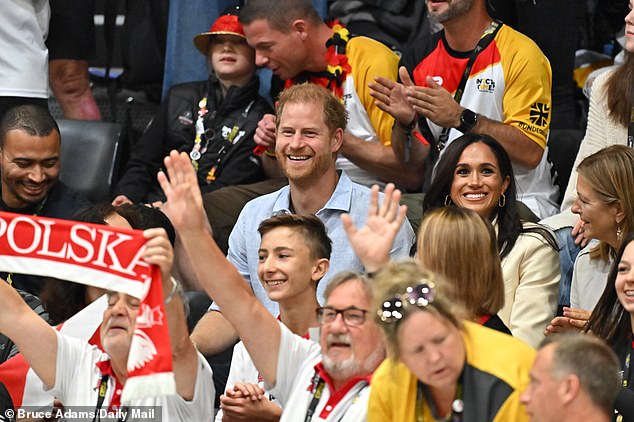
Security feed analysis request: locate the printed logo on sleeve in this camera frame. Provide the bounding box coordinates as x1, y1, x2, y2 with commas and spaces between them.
529, 102, 550, 127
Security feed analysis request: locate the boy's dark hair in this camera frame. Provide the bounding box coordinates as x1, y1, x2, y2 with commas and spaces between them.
42, 203, 176, 324
73, 203, 176, 247
258, 213, 332, 260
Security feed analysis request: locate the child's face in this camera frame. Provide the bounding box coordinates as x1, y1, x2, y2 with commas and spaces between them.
257, 226, 322, 305
209, 35, 255, 84
616, 241, 634, 317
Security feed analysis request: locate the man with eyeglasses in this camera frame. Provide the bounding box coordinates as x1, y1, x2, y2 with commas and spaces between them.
158, 149, 391, 421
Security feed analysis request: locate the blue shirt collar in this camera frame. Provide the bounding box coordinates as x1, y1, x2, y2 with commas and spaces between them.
271, 171, 353, 215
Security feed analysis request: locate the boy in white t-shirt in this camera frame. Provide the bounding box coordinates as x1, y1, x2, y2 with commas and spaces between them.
216, 213, 330, 421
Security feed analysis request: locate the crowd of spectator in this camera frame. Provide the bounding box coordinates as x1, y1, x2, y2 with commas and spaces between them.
0, 0, 633, 421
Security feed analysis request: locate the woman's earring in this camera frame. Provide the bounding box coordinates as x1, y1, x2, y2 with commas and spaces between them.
617, 224, 624, 241
498, 193, 506, 208
444, 195, 452, 207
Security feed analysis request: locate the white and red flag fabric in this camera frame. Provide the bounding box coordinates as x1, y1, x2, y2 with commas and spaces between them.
0, 211, 175, 404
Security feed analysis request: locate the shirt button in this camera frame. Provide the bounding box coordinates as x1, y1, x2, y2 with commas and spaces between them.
326, 405, 332, 411
116, 389, 122, 394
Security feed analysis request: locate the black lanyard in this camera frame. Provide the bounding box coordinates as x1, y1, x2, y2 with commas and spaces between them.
416, 378, 464, 422
92, 374, 109, 422
205, 99, 255, 182
91, 374, 128, 422
304, 372, 326, 422
437, 20, 502, 152
615, 335, 633, 422
190, 91, 255, 181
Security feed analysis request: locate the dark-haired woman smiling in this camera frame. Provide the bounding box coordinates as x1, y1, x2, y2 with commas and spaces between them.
423, 134, 559, 347
586, 233, 634, 420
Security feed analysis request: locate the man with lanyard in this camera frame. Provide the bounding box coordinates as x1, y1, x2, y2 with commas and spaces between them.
158, 146, 395, 421
369, 0, 559, 219
0, 105, 89, 295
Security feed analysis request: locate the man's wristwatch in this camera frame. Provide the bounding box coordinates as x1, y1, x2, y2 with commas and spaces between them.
458, 108, 478, 133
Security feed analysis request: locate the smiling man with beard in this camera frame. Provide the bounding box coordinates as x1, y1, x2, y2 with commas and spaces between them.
159, 147, 392, 421
239, 0, 420, 190
0, 104, 89, 295
190, 83, 414, 360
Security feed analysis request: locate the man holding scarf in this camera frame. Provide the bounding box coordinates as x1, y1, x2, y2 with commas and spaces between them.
0, 208, 214, 419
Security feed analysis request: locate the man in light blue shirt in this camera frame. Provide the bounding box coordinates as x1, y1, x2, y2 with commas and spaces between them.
191, 83, 414, 355
227, 169, 413, 314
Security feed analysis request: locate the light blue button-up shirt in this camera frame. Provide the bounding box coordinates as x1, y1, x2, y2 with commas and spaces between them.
211, 171, 415, 314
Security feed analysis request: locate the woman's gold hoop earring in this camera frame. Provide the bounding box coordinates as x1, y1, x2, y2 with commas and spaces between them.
498, 194, 506, 208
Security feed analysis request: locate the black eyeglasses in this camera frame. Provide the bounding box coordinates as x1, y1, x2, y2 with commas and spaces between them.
316, 306, 368, 326
377, 282, 436, 323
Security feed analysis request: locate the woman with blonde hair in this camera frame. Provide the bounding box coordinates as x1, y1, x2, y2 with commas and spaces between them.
547, 145, 634, 334
367, 261, 533, 421
417, 207, 509, 333
542, 3, 634, 311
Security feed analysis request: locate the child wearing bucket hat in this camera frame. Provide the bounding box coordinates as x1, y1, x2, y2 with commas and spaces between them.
194, 11, 247, 55
112, 8, 273, 206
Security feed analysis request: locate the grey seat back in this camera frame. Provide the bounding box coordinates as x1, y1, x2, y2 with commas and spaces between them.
58, 119, 123, 203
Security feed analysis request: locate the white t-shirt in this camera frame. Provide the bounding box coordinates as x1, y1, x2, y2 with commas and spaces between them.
337, 75, 383, 188
0, 0, 49, 98
49, 331, 215, 421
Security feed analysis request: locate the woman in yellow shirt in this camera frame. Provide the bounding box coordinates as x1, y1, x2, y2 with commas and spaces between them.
367, 261, 535, 421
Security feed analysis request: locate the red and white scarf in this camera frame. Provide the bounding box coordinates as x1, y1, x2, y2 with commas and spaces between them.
0, 211, 175, 404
